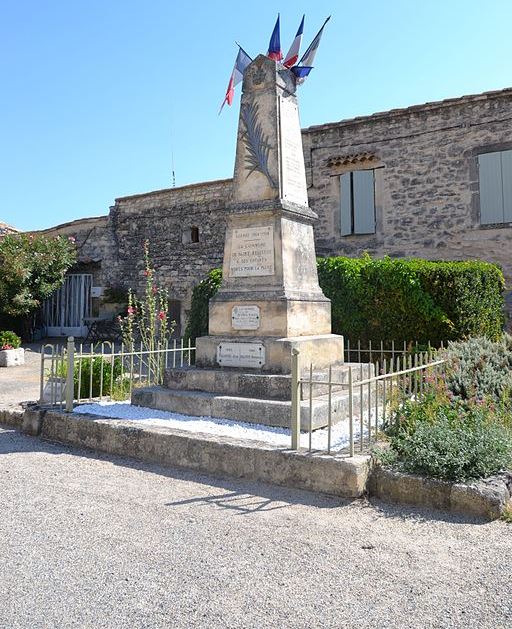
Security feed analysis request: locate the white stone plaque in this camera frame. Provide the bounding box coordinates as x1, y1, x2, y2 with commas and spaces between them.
231, 305, 260, 330
279, 96, 308, 206
217, 342, 265, 368
228, 225, 275, 277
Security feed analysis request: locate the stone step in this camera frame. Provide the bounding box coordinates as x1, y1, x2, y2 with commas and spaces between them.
164, 362, 374, 401
132, 384, 373, 431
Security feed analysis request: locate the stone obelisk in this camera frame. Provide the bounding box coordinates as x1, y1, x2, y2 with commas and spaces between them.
195, 54, 344, 374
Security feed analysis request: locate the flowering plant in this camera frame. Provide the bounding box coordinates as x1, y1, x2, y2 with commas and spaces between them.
0, 344, 13, 351
117, 240, 175, 383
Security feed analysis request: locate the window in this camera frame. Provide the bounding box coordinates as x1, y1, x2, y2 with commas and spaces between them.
478, 150, 512, 225
182, 226, 200, 244
340, 170, 376, 235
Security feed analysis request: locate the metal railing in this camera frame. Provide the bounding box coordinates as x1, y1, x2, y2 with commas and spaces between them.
344, 339, 446, 364
290, 349, 446, 456
40, 336, 195, 410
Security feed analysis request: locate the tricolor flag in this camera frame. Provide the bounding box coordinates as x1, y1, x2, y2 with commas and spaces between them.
219, 45, 253, 114
267, 15, 282, 61
283, 15, 304, 68
292, 16, 331, 83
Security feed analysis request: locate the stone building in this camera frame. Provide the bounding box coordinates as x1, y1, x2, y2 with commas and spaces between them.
29, 86, 512, 336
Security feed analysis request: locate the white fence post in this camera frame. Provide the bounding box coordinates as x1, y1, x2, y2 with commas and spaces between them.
65, 336, 75, 412
291, 349, 300, 450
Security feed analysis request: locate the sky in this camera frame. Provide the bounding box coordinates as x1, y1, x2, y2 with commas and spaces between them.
1, 0, 511, 231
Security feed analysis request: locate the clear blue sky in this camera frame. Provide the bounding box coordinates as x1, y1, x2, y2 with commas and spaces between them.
1, 0, 510, 230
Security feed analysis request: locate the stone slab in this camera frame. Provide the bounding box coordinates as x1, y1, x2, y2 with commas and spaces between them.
132, 384, 369, 431
196, 334, 344, 374
40, 409, 372, 498
164, 363, 374, 401
368, 466, 512, 521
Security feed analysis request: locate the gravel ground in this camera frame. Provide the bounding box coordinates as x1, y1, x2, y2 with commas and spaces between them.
1, 426, 511, 629
0, 345, 42, 407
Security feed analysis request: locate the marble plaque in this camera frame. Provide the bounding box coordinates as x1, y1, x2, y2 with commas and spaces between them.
279, 96, 308, 206
231, 305, 260, 330
229, 225, 275, 277
217, 342, 265, 368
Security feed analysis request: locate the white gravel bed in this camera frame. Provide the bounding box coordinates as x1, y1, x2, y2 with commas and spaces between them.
74, 401, 376, 451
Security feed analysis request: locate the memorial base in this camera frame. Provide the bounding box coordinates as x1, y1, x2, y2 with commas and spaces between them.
195, 333, 344, 375
132, 361, 374, 430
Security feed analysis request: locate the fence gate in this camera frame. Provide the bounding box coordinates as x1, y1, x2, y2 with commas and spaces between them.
43, 274, 92, 337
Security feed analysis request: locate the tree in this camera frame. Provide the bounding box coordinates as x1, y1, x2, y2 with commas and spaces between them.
0, 233, 77, 318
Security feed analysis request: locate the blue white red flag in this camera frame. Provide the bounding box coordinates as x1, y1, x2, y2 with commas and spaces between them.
267, 15, 282, 61
291, 66, 313, 80
283, 15, 304, 68
219, 45, 253, 114
294, 15, 330, 82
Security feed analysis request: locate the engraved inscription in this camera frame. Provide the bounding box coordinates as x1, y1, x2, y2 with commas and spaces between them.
279, 96, 308, 206
231, 305, 261, 330
229, 225, 274, 277
217, 342, 265, 368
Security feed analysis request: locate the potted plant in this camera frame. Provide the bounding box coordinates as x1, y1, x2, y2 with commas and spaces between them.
0, 331, 24, 367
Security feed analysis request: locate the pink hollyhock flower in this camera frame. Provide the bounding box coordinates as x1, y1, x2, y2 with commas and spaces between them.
127, 306, 136, 315
158, 311, 166, 321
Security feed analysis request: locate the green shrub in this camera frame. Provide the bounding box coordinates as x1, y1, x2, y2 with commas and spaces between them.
184, 268, 222, 344
61, 356, 124, 398
0, 330, 22, 349
317, 255, 505, 345
384, 397, 512, 481
184, 256, 504, 345
443, 335, 512, 403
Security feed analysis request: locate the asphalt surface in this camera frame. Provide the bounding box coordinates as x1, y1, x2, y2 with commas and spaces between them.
1, 426, 511, 629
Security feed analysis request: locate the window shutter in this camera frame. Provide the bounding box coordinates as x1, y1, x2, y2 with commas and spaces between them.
340, 173, 352, 236
479, 152, 504, 224
353, 170, 375, 234
501, 149, 512, 223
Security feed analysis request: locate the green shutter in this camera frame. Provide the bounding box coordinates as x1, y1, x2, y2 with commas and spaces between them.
501, 149, 512, 223
479, 152, 504, 225
340, 173, 352, 236
353, 170, 375, 234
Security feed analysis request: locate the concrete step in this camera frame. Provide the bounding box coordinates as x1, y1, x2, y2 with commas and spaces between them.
164, 363, 374, 401
132, 384, 372, 431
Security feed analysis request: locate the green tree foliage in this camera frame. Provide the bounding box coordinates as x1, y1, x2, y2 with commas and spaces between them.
0, 233, 77, 317
185, 256, 505, 345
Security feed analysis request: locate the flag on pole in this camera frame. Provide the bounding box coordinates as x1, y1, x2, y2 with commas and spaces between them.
267, 15, 282, 61
296, 16, 330, 69
290, 66, 313, 80
219, 45, 253, 114
283, 15, 304, 68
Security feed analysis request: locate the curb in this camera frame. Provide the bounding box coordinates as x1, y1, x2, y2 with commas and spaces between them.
369, 466, 512, 520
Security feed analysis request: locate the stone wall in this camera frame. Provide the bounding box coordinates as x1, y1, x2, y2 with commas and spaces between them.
303, 87, 512, 312
30, 87, 512, 328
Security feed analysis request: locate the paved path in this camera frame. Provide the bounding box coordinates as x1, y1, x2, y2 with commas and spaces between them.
1, 426, 511, 629
0, 345, 42, 408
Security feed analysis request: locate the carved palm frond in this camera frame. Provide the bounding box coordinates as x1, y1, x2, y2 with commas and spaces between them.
240, 102, 276, 189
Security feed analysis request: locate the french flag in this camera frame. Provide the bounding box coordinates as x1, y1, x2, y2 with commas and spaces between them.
267, 15, 283, 61
292, 16, 330, 84
283, 15, 304, 68
219, 46, 253, 114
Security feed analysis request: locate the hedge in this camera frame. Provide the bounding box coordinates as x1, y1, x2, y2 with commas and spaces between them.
185, 255, 505, 345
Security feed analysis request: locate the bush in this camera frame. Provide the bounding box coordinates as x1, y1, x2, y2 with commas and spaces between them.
184, 268, 222, 344
443, 335, 512, 403
57, 356, 124, 398
0, 233, 76, 318
0, 330, 22, 350
383, 396, 512, 481
317, 255, 505, 345
185, 256, 505, 345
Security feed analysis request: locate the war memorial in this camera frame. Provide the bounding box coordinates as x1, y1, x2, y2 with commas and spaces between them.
133, 54, 368, 432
